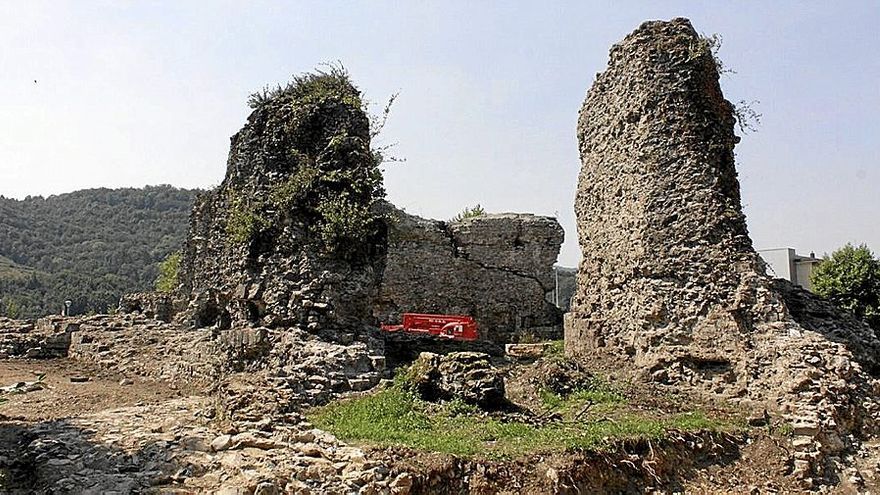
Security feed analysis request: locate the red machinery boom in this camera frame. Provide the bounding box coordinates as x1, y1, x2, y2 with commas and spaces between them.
380, 313, 478, 341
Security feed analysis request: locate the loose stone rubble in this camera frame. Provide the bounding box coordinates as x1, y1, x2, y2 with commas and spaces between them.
405, 351, 506, 409
565, 17, 880, 485
0, 396, 401, 494
375, 202, 564, 344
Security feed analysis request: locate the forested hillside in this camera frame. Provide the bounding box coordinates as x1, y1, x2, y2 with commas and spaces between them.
0, 186, 199, 317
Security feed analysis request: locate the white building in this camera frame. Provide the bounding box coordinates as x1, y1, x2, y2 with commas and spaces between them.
758, 248, 822, 291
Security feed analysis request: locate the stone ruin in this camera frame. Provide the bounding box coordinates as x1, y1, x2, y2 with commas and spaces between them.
163, 76, 564, 348
565, 18, 880, 483
177, 69, 387, 342
117, 292, 175, 322
8, 20, 878, 492
376, 202, 564, 344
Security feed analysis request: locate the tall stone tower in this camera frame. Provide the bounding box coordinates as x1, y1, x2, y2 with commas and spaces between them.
565, 19, 880, 481
565, 18, 764, 370
177, 69, 387, 341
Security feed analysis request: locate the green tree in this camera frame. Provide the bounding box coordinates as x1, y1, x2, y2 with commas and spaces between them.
4, 299, 20, 319
811, 243, 880, 329
154, 252, 181, 293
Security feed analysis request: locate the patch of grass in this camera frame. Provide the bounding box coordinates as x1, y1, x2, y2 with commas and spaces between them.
770, 421, 794, 438
308, 386, 735, 459
570, 388, 625, 405
545, 339, 565, 358
539, 377, 625, 416
444, 399, 478, 417
539, 388, 565, 409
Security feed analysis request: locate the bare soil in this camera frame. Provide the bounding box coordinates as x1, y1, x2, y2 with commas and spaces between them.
0, 359, 180, 422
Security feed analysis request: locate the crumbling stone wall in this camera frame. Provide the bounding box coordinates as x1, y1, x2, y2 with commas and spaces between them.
565, 18, 880, 484
0, 317, 74, 359
376, 203, 564, 344
118, 292, 175, 322
177, 70, 387, 342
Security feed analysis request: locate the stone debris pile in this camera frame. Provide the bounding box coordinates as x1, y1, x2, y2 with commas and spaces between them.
0, 397, 407, 494
405, 351, 506, 409
565, 17, 880, 485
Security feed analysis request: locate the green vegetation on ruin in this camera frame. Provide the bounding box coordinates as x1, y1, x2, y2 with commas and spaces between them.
247, 64, 364, 110
538, 382, 624, 412
308, 374, 736, 459
226, 65, 389, 259
450, 204, 486, 223
154, 252, 181, 293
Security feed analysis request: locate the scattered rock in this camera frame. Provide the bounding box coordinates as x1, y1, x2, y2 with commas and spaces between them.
389, 472, 414, 494
505, 343, 548, 359
211, 434, 233, 452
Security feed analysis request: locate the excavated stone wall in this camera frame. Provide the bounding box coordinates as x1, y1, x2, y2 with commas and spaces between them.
376, 203, 564, 344
565, 17, 880, 484
0, 316, 73, 359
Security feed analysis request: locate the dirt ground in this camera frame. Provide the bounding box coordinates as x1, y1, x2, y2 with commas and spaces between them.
0, 359, 181, 422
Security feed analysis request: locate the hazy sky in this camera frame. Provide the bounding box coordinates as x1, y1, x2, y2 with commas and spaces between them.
1, 1, 878, 266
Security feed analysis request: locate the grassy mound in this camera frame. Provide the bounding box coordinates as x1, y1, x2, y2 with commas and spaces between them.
308, 380, 737, 459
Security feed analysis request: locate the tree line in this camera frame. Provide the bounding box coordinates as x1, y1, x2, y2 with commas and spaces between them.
0, 186, 198, 318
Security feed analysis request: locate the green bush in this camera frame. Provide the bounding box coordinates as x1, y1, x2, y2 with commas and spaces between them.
248, 63, 362, 110
225, 192, 269, 245
154, 252, 181, 293
229, 66, 388, 258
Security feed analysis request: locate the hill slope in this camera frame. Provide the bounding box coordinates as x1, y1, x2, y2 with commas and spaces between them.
0, 186, 199, 317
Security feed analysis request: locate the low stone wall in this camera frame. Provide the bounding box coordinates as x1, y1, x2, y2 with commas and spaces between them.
377, 203, 564, 344
117, 292, 176, 323
0, 313, 386, 412
0, 317, 77, 359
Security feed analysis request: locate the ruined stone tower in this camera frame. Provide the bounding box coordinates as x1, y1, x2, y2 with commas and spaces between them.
566, 18, 880, 482
177, 68, 387, 340
565, 18, 765, 371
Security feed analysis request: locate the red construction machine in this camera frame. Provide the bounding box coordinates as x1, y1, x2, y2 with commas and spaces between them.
380, 313, 478, 341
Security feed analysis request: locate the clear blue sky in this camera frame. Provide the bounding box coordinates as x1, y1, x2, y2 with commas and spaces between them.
1, 1, 877, 266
